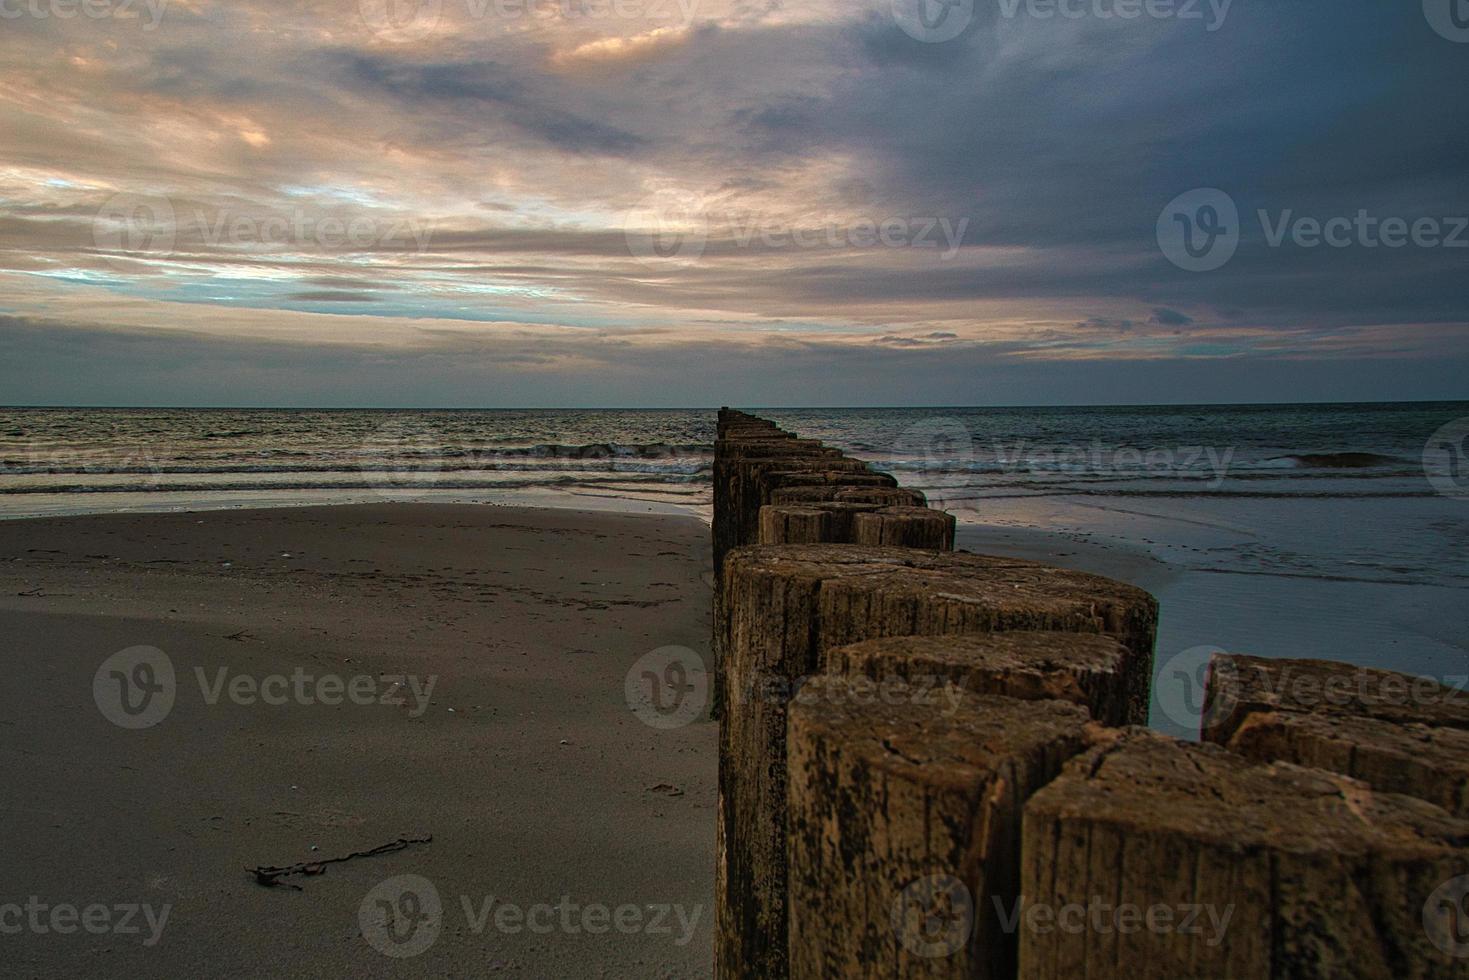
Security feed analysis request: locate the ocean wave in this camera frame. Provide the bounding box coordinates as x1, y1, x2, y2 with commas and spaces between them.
491, 441, 712, 458
0, 473, 711, 495
1262, 452, 1402, 469
0, 459, 715, 477
877, 459, 1419, 479
938, 488, 1439, 501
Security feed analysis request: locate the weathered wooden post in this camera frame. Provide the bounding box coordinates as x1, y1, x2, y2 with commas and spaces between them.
758, 502, 879, 546
1020, 730, 1469, 979
788, 680, 1093, 980
1202, 653, 1469, 739
714, 439, 833, 569
770, 485, 926, 507
850, 506, 956, 550
825, 630, 1143, 727
759, 503, 957, 551
715, 544, 1158, 978
1203, 654, 1469, 817
712, 438, 853, 718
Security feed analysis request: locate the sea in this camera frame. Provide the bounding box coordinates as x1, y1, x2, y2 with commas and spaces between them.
2, 402, 1467, 590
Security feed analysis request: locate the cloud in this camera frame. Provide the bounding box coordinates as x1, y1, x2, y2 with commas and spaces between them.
0, 0, 1464, 404
4, 312, 1466, 408
1149, 308, 1194, 327
1076, 317, 1135, 332
285, 291, 382, 302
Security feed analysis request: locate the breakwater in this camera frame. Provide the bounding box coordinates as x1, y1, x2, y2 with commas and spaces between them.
711, 409, 1469, 979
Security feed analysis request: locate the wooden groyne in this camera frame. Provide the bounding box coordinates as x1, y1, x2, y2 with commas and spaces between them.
711, 409, 1469, 979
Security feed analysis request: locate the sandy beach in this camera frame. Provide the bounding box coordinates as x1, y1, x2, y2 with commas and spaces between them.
4, 482, 1464, 974
0, 504, 715, 978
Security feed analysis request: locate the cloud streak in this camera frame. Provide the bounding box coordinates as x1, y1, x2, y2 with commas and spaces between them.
0, 0, 1464, 403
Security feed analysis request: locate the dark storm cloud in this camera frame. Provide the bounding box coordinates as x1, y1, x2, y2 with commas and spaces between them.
1151, 309, 1194, 327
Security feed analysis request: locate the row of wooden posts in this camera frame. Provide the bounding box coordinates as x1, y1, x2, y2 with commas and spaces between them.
710, 409, 1469, 979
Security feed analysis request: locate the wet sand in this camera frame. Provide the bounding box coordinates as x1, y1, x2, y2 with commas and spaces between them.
0, 504, 715, 978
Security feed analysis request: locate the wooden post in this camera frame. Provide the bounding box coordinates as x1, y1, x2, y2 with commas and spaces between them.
758, 503, 879, 546
715, 545, 1158, 979
1202, 653, 1469, 741
770, 486, 927, 507
1021, 730, 1469, 979
851, 506, 956, 550
825, 631, 1142, 727
788, 679, 1093, 979
714, 439, 829, 579
711, 441, 851, 718
1221, 710, 1469, 818
835, 486, 927, 507
717, 446, 848, 568
739, 459, 876, 547
1203, 654, 1469, 817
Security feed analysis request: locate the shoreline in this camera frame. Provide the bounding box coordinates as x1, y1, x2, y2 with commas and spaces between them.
0, 487, 713, 525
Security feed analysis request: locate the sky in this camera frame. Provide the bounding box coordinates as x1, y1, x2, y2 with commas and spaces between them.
0, 0, 1466, 407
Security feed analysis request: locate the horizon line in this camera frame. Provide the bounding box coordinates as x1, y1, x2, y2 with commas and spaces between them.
2, 398, 1467, 412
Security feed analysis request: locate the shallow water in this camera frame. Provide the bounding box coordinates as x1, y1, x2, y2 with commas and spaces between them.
765, 403, 1469, 591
